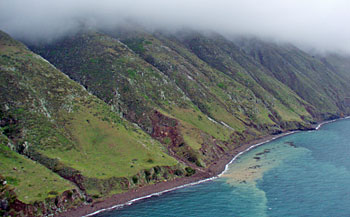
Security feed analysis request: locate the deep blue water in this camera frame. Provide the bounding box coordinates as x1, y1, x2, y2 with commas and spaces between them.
95, 118, 350, 217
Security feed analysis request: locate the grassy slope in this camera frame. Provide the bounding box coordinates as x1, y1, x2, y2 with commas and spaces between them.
30, 29, 329, 168
0, 30, 180, 204
42, 104, 177, 179
321, 54, 350, 81
109, 29, 313, 133
133, 31, 312, 126
237, 38, 350, 116
0, 133, 75, 204
116, 30, 248, 131
30, 31, 236, 166
167, 32, 312, 123
174, 32, 313, 122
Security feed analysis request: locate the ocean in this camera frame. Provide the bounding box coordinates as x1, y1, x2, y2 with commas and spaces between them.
94, 118, 350, 217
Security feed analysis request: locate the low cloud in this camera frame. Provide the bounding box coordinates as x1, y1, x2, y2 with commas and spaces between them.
1, 0, 350, 53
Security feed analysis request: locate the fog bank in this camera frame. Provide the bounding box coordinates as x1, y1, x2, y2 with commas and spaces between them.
0, 0, 349, 53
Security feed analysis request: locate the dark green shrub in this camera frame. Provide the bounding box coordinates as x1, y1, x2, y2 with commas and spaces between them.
185, 167, 196, 176
145, 170, 151, 182
217, 83, 226, 89
174, 169, 183, 176
67, 191, 73, 198
153, 166, 161, 174
5, 177, 19, 186
132, 176, 138, 184
48, 190, 58, 196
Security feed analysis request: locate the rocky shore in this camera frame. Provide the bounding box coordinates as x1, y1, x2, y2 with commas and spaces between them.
59, 132, 294, 217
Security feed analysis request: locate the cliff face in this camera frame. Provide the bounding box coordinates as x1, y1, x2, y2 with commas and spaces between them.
1, 26, 350, 215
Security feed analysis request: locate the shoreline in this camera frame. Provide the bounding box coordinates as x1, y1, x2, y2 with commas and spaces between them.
60, 116, 350, 217
60, 132, 295, 217
315, 116, 350, 130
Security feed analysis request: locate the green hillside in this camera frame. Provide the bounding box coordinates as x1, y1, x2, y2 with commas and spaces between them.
1, 25, 350, 216
0, 30, 186, 216
236, 38, 350, 116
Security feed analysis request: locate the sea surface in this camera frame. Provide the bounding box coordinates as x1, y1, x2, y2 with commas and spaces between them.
95, 118, 350, 217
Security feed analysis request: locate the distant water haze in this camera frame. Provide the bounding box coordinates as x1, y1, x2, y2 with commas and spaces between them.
0, 0, 350, 54
95, 118, 350, 216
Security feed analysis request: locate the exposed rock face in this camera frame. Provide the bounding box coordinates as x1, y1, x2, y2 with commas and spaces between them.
151, 110, 182, 147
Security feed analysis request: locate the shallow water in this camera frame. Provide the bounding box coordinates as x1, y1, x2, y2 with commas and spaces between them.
95, 118, 350, 217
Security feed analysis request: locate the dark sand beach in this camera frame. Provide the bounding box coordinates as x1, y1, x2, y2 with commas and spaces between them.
59, 131, 296, 217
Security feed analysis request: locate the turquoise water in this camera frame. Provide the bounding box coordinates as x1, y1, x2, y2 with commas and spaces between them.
95, 118, 350, 217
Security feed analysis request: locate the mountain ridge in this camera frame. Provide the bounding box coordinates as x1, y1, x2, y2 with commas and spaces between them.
1, 27, 349, 216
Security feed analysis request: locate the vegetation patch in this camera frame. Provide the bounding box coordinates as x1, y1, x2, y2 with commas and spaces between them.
0, 139, 75, 204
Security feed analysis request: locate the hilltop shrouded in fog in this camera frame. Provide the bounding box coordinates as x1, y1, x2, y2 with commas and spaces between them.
0, 0, 350, 54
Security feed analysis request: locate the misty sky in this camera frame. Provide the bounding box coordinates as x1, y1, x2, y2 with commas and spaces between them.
0, 0, 349, 53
